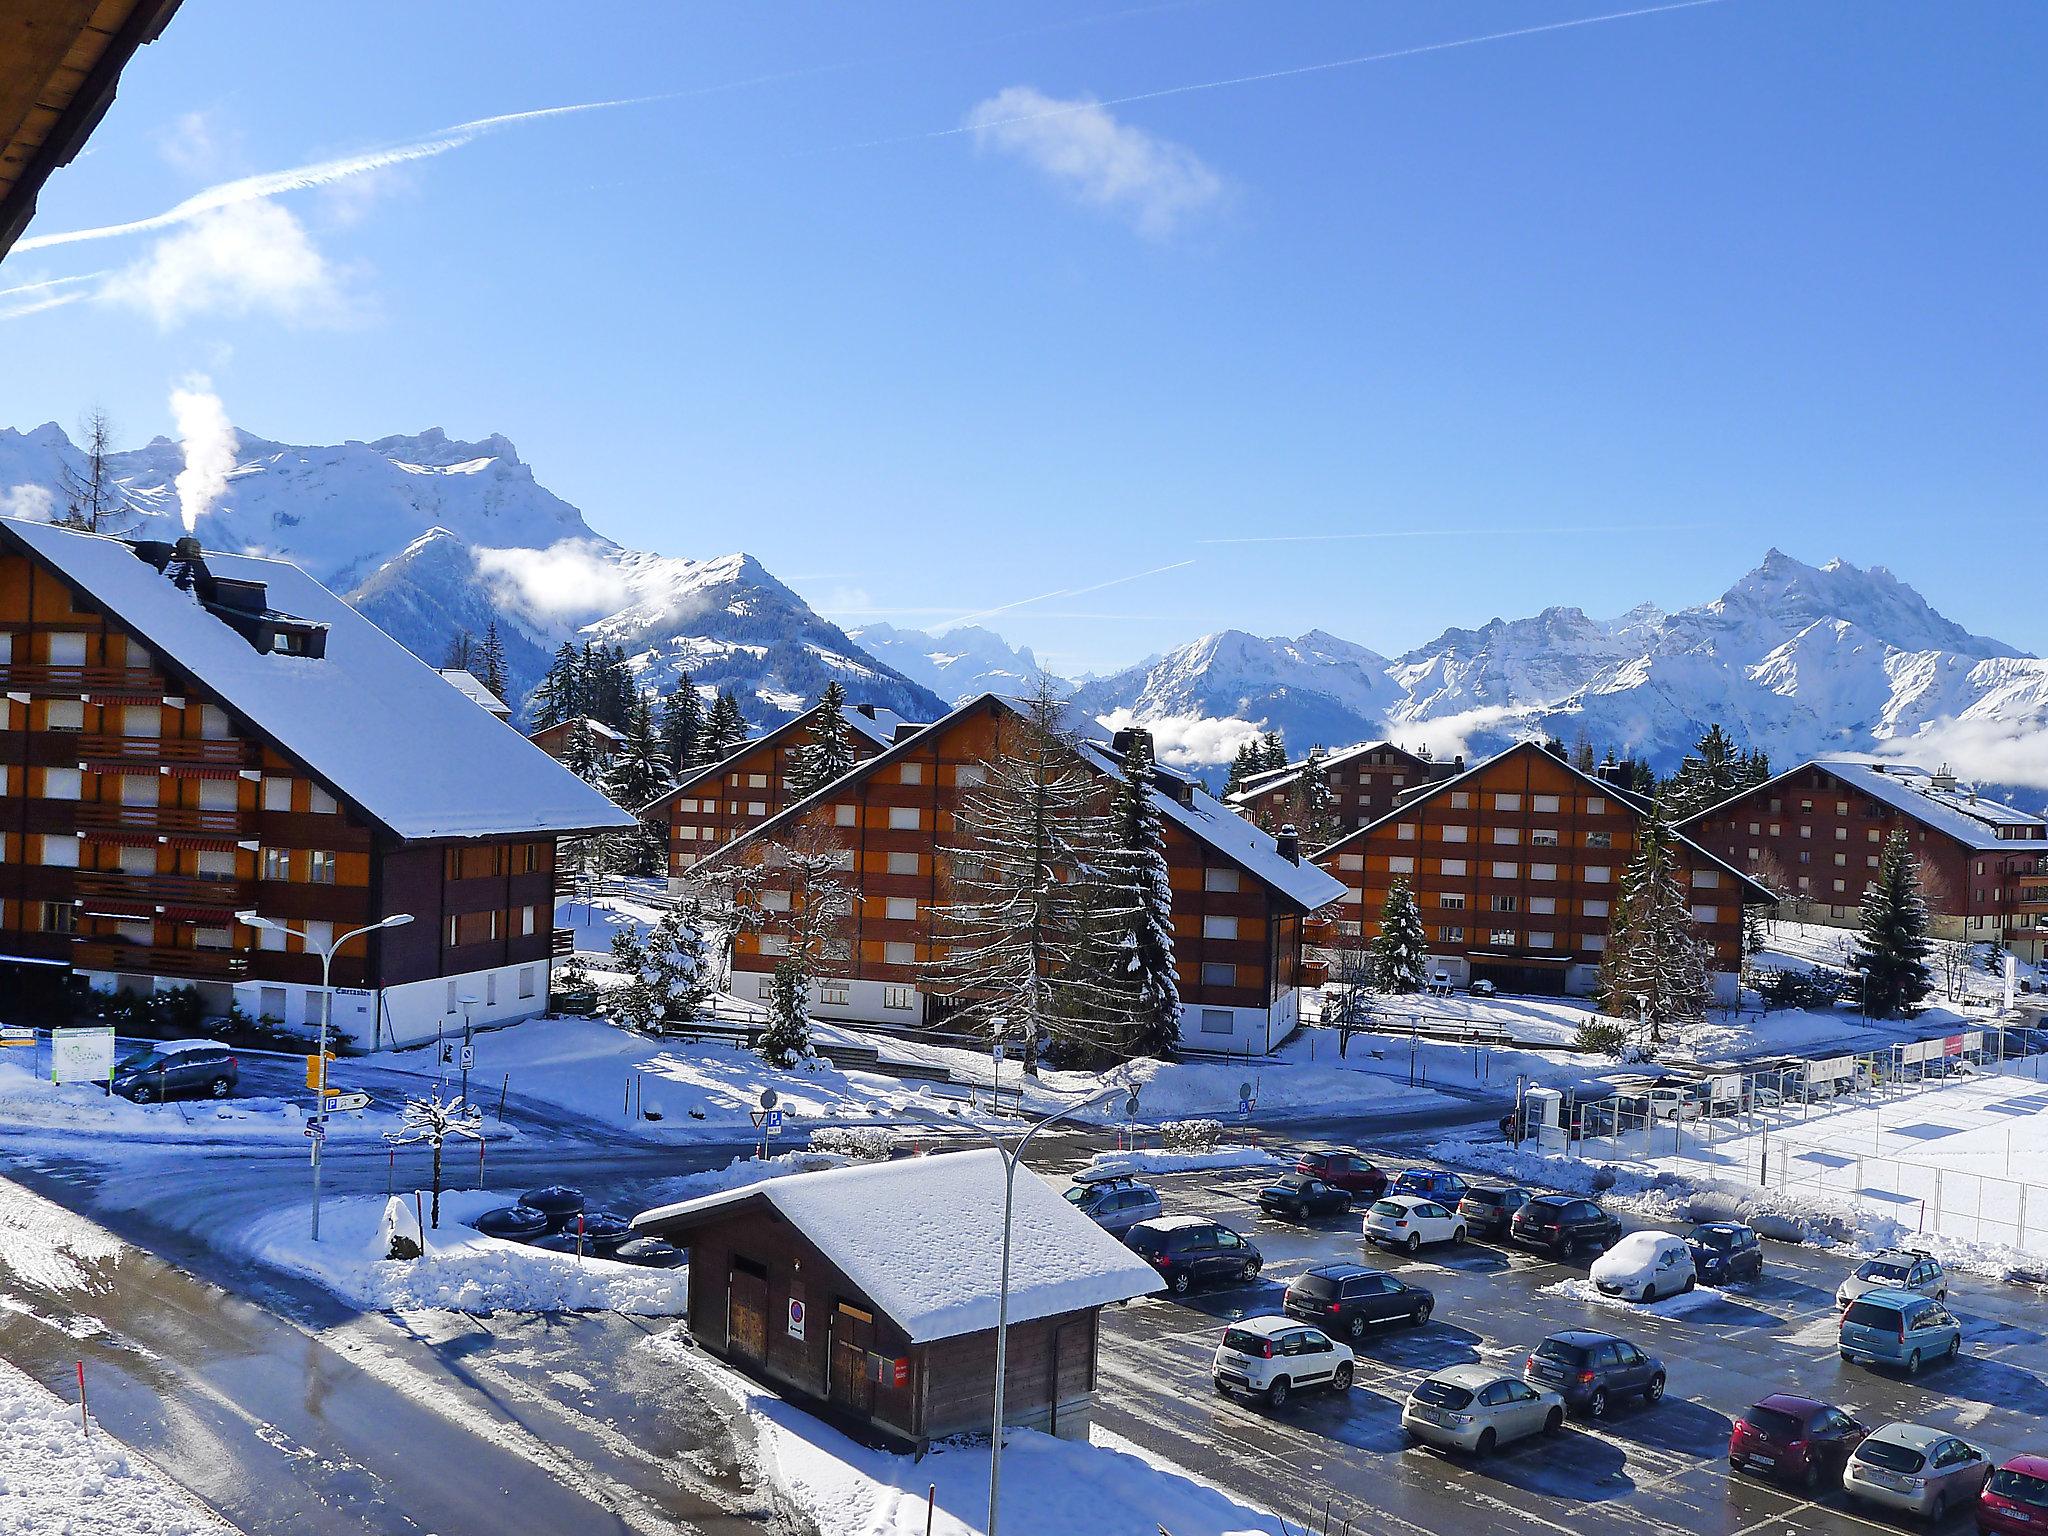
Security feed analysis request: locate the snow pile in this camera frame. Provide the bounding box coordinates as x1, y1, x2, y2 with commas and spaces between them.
0, 1175, 124, 1294
232, 1191, 686, 1315
0, 1355, 234, 1535
1539, 1277, 1727, 1319
1076, 1146, 1281, 1179
652, 1331, 1279, 1536
645, 1149, 853, 1207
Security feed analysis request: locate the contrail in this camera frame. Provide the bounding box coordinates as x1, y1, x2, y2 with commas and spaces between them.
13, 97, 664, 254
1198, 523, 1711, 546
936, 558, 1195, 630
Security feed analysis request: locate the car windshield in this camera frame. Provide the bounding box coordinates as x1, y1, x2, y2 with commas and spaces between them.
1844, 1301, 1901, 1329
1742, 1407, 1806, 1441
1990, 1469, 2048, 1509
1533, 1339, 1588, 1366
115, 1050, 162, 1071
1291, 1274, 1339, 1299
1220, 1328, 1269, 1355
1464, 1189, 1505, 1207
1412, 1379, 1474, 1411
1858, 1440, 1927, 1475
1693, 1229, 1736, 1251
1526, 1199, 1568, 1217
1370, 1201, 1407, 1219
1859, 1260, 1911, 1282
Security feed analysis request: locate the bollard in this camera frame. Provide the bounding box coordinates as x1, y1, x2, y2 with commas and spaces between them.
76, 1360, 87, 1438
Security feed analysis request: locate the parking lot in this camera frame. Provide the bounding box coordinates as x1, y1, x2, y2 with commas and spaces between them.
1077, 1148, 2048, 1536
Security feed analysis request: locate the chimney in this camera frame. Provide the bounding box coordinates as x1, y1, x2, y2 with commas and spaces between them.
126, 535, 328, 659
1453, 755, 1465, 773
1931, 764, 1957, 794
1276, 823, 1301, 864
855, 702, 878, 720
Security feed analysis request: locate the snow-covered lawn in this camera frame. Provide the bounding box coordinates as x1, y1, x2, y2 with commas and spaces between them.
228, 1190, 687, 1314
1761, 919, 2041, 1009
0, 1057, 399, 1144
0, 1355, 236, 1535
652, 1331, 1278, 1536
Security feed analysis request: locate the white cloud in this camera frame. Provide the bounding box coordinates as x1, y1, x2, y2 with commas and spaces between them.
157, 108, 240, 178
1393, 705, 1533, 764
98, 200, 345, 327
1873, 718, 2048, 795
966, 86, 1223, 237
1, 484, 56, 520
474, 540, 636, 623
1093, 708, 1265, 768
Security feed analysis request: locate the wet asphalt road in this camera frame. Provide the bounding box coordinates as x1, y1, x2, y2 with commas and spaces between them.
1077, 1153, 2048, 1536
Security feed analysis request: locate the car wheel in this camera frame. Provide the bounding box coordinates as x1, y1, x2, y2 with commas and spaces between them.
1170, 1271, 1192, 1296
1544, 1407, 1563, 1434
1331, 1362, 1353, 1393
1452, 1225, 1466, 1245
1946, 1335, 1960, 1363
1683, 1274, 1696, 1293
1929, 1492, 1948, 1523
1241, 1258, 1261, 1281
209, 1078, 231, 1099
1906, 1349, 1922, 1375
1266, 1376, 1290, 1409
1800, 1458, 1821, 1493
1588, 1388, 1609, 1419
1410, 1300, 1432, 1327
1406, 1233, 1421, 1254
1644, 1373, 1665, 1404
1475, 1427, 1497, 1456
1346, 1315, 1367, 1342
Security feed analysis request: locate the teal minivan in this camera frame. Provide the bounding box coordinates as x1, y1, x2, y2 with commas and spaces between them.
1838, 1288, 1962, 1374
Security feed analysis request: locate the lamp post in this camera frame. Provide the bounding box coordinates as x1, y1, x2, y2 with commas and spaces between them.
238, 908, 413, 1241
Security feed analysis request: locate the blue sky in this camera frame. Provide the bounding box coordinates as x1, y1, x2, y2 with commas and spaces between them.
2, 1, 2044, 676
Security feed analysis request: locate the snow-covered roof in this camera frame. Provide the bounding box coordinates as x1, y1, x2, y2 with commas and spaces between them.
532, 716, 624, 743
640, 702, 913, 815
632, 1149, 1161, 1342
1224, 740, 1434, 804
1682, 756, 2048, 853
1, 518, 636, 842
437, 668, 511, 718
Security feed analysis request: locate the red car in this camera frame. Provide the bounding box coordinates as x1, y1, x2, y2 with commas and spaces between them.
1294, 1150, 1387, 1200
1979, 1454, 2048, 1534
1728, 1394, 1867, 1490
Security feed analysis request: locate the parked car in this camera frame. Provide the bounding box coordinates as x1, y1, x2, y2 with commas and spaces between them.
1284, 1263, 1433, 1340
1838, 1288, 1963, 1374
1509, 1194, 1621, 1259
1837, 1249, 1946, 1310
1365, 1195, 1466, 1253
1294, 1149, 1388, 1200
1257, 1175, 1354, 1221
1211, 1317, 1354, 1407
1686, 1222, 1764, 1284
1522, 1330, 1665, 1418
1979, 1454, 2048, 1534
1843, 1422, 1992, 1523
1390, 1168, 1470, 1204
1467, 979, 1497, 998
1125, 1217, 1263, 1295
1457, 1185, 1533, 1239
110, 1040, 238, 1101
1729, 1395, 1868, 1490
1592, 1231, 1697, 1303
1646, 1087, 1703, 1123
1064, 1175, 1163, 1237
1402, 1364, 1563, 1455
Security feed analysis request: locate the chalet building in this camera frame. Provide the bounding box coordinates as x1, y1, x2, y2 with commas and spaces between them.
0, 520, 634, 1041
695, 694, 1344, 1055
528, 715, 623, 766
631, 1149, 1160, 1451
1681, 757, 2048, 962
1311, 741, 1771, 1001
643, 699, 914, 873
1230, 742, 1452, 834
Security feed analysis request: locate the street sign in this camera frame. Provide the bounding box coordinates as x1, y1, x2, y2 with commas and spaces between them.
759, 1087, 779, 1110
51, 1026, 114, 1084
459, 1046, 475, 1071
306, 1052, 335, 1091
1238, 1099, 1254, 1120
765, 1110, 784, 1137
750, 1109, 767, 1128
786, 1297, 806, 1341
304, 1122, 327, 1141
330, 1091, 371, 1113
0, 1025, 34, 1048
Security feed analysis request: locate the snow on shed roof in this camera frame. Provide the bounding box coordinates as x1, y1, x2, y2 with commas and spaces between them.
1, 518, 636, 842
632, 1148, 1161, 1342
437, 668, 511, 717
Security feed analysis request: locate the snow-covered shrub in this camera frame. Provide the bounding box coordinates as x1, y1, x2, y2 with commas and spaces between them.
808, 1126, 898, 1161
1160, 1118, 1222, 1153
380, 1195, 423, 1260
1574, 1018, 1630, 1057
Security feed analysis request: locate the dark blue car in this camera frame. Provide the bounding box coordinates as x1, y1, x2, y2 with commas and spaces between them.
1686, 1222, 1764, 1284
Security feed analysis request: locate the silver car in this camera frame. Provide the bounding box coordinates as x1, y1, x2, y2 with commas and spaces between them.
1401, 1363, 1563, 1455
1836, 1249, 1946, 1311
1843, 1422, 1992, 1522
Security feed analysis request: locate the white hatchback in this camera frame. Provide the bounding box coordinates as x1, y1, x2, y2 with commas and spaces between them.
1366, 1195, 1466, 1253
1211, 1317, 1355, 1408
1591, 1231, 1697, 1303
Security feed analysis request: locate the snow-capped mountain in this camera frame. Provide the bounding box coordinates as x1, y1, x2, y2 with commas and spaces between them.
0, 423, 945, 725
847, 622, 1047, 705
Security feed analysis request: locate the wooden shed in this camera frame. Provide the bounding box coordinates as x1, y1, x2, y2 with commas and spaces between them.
631, 1149, 1161, 1450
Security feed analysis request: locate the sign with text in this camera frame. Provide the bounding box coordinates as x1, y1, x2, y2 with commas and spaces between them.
50, 1026, 114, 1085
787, 1296, 806, 1341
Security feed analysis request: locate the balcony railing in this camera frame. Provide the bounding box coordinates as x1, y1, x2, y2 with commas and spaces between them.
0, 664, 160, 695
74, 871, 253, 910
74, 803, 242, 838
77, 734, 252, 767
71, 941, 249, 979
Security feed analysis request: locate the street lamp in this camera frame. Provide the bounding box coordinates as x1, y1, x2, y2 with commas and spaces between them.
238, 908, 413, 1241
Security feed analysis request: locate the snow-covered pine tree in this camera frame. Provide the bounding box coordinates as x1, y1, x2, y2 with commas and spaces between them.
477, 620, 509, 702
1660, 724, 1751, 820
1295, 745, 1343, 849
1224, 739, 1258, 798
1106, 730, 1180, 1061
760, 961, 812, 1067
702, 690, 749, 761
927, 690, 1133, 1074
605, 692, 672, 811
661, 675, 707, 768
1855, 831, 1934, 1018
787, 682, 858, 798
531, 642, 581, 730
608, 905, 710, 1031
1259, 731, 1288, 773
1371, 878, 1429, 993
562, 718, 606, 785
1598, 810, 1712, 1049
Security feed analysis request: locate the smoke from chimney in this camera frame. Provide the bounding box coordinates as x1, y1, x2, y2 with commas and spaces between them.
168, 377, 237, 533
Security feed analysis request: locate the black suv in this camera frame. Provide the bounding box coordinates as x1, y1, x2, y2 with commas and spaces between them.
111, 1040, 239, 1102
1523, 1330, 1666, 1418
1284, 1263, 1433, 1341
1125, 1218, 1263, 1296
1509, 1195, 1621, 1258
1686, 1221, 1764, 1284
1457, 1185, 1533, 1239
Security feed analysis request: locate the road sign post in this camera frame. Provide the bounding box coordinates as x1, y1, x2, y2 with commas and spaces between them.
756, 1087, 778, 1160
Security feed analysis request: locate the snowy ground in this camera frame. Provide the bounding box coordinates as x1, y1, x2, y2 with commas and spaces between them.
0, 1355, 238, 1535
1761, 919, 2042, 1009
650, 1329, 1279, 1536
1075, 1146, 1282, 1179
0, 1056, 402, 1145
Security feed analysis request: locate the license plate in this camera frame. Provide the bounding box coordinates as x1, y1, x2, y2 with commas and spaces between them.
1412, 1406, 1444, 1425
1748, 1455, 1774, 1469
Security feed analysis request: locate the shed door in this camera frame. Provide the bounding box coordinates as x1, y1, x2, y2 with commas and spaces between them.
830, 1303, 875, 1415
728, 1259, 769, 1362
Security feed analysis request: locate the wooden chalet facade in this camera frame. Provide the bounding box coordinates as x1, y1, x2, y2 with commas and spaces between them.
643, 700, 913, 872
1681, 758, 2048, 962
1311, 741, 1771, 1001
692, 694, 1345, 1055
527, 715, 622, 766
631, 1150, 1160, 1451
0, 519, 634, 1040
1230, 741, 1450, 835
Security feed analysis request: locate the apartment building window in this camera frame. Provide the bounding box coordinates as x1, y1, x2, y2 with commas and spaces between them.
955, 764, 986, 788
308, 784, 338, 814
1442, 825, 1469, 843
307, 851, 337, 884
1336, 853, 1363, 872
259, 921, 288, 952
1586, 797, 1606, 815
521, 905, 537, 936
1691, 869, 1720, 889
887, 807, 920, 830
1438, 926, 1465, 943
1583, 899, 1609, 918
760, 890, 792, 912
1450, 792, 1470, 809
118, 844, 154, 875
747, 773, 768, 789
1587, 831, 1611, 849
261, 847, 290, 881
884, 896, 917, 921
262, 777, 292, 811
1489, 928, 1516, 946
1868, 855, 1879, 868
1691, 905, 1720, 924
1531, 829, 1559, 847
1492, 827, 1520, 845
1529, 896, 1556, 915
1533, 794, 1560, 814
1582, 934, 1607, 952
818, 984, 851, 1006
41, 767, 81, 800
1336, 921, 1361, 938
1834, 880, 1847, 894
1586, 866, 1610, 884
118, 773, 154, 806
674, 825, 698, 843
884, 985, 916, 1010
1869, 828, 1881, 842
899, 763, 922, 785
303, 919, 333, 954
883, 942, 916, 966
198, 778, 235, 811
1205, 867, 1241, 891
1749, 822, 1761, 836
1494, 793, 1522, 811
830, 848, 855, 871
1203, 915, 1239, 940
833, 803, 857, 826
1529, 932, 1554, 949
758, 934, 790, 956
1531, 863, 1557, 881
1440, 859, 1466, 877
757, 976, 776, 1000
1835, 826, 1848, 841
1769, 824, 1781, 837
39, 902, 75, 934
1441, 893, 1466, 909
120, 703, 159, 736
1491, 894, 1519, 913
45, 699, 83, 732
1491, 861, 1517, 879
1799, 851, 1811, 865
1343, 887, 1362, 903
39, 835, 79, 868
1834, 853, 1847, 867
1201, 962, 1236, 988
1397, 823, 1416, 841
519, 967, 537, 999
1200, 1009, 1234, 1036
880, 851, 916, 878
1836, 801, 1849, 816
746, 800, 767, 817
1388, 856, 1414, 874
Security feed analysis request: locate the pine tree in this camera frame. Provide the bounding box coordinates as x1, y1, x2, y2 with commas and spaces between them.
605, 692, 671, 811
1661, 723, 1748, 820
1106, 730, 1180, 1060
608, 905, 711, 1031
532, 643, 581, 730
1259, 731, 1288, 773
1371, 878, 1429, 993
759, 961, 812, 1068
661, 675, 707, 769
787, 683, 858, 798
1225, 740, 1259, 797
1855, 831, 1934, 1019
562, 718, 607, 784
1295, 745, 1342, 849
476, 620, 509, 702
702, 690, 748, 761
1598, 811, 1712, 1049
